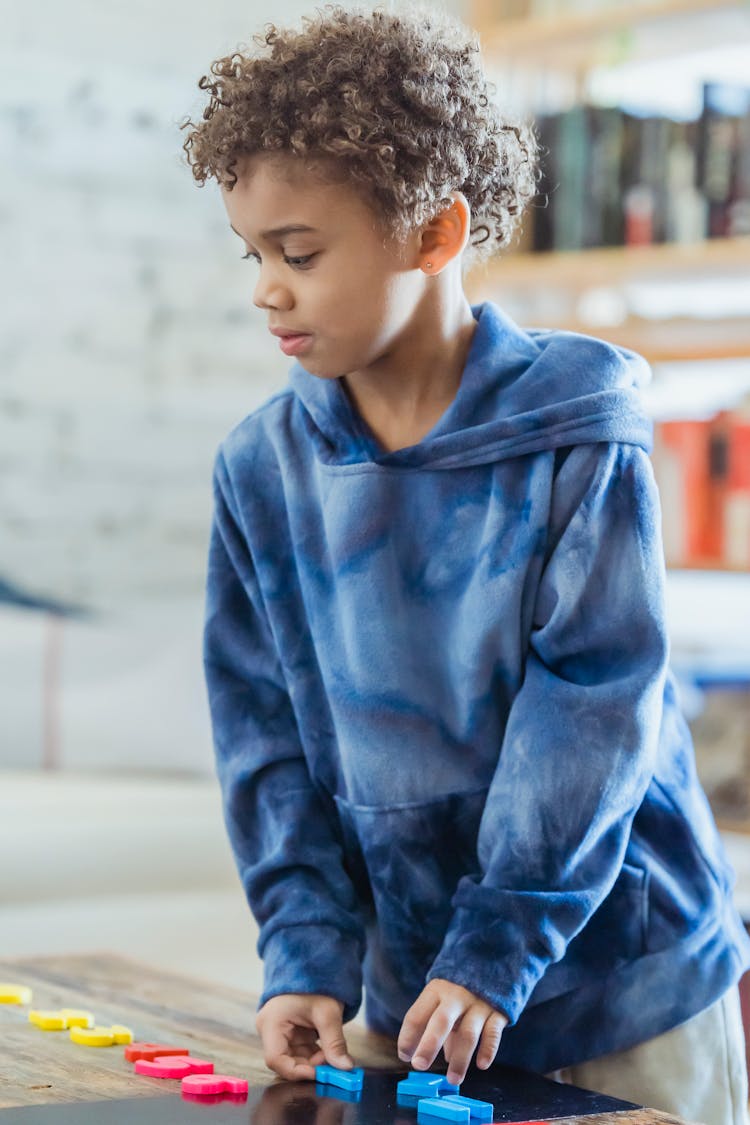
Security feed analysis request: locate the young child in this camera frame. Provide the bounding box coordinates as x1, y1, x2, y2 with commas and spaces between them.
181, 7, 750, 1122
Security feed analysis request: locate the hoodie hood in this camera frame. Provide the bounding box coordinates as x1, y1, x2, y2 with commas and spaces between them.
287, 300, 653, 469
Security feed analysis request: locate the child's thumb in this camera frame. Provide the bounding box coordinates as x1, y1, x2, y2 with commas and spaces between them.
317, 1007, 354, 1068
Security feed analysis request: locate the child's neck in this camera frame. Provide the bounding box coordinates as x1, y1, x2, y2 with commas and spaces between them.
342, 291, 477, 454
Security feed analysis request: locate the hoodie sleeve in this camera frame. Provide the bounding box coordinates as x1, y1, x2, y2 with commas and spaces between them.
426, 440, 669, 1024
203, 448, 366, 1020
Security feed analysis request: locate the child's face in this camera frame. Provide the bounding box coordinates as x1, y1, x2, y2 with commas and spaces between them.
221, 152, 428, 381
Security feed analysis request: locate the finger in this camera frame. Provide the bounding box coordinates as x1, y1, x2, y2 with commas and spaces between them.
398, 990, 441, 1063
288, 1028, 321, 1052
287, 1057, 319, 1080
411, 1001, 461, 1071
287, 1028, 328, 1068
261, 1023, 316, 1082
443, 1007, 486, 1086
476, 1012, 507, 1070
315, 1003, 354, 1069
290, 1041, 326, 1067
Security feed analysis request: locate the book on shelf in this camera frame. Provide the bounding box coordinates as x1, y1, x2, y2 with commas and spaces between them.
529, 113, 556, 253
651, 398, 750, 570
555, 104, 588, 251
621, 112, 673, 246
665, 120, 708, 245
732, 103, 750, 235
529, 91, 749, 254
587, 105, 626, 247
696, 81, 750, 239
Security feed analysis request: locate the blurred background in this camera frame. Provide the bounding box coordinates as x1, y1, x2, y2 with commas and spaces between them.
1, 0, 749, 1014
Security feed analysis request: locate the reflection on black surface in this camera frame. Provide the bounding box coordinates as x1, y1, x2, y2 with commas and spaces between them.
182, 1093, 249, 1107
250, 1075, 426, 1125
249, 1067, 638, 1125
315, 1083, 362, 1104
252, 1082, 353, 1125
0, 1065, 640, 1124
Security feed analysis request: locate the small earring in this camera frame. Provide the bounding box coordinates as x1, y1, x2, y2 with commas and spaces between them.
425, 261, 433, 270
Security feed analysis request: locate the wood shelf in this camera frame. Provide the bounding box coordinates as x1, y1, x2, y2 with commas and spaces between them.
467, 237, 750, 290
472, 0, 750, 67
465, 314, 750, 362
717, 817, 750, 835
465, 238, 750, 361
669, 561, 750, 573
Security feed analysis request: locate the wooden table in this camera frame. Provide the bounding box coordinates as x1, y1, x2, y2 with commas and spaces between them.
0, 953, 687, 1125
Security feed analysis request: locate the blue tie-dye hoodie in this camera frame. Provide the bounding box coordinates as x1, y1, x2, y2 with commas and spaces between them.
203, 300, 750, 1073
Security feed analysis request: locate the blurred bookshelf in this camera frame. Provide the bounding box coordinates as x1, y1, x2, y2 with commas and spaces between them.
466, 0, 750, 576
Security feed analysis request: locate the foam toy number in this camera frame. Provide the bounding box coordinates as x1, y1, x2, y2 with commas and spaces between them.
70, 1024, 133, 1047
59, 1009, 96, 1029
30, 1009, 95, 1031
181, 1074, 249, 1098
397, 1072, 460, 1098
29, 1011, 66, 1031
125, 1042, 191, 1062
134, 1056, 214, 1079
0, 984, 32, 1005
440, 1095, 495, 1122
315, 1064, 365, 1091
417, 1098, 470, 1124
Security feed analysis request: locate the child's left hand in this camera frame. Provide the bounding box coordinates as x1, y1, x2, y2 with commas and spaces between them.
397, 979, 508, 1086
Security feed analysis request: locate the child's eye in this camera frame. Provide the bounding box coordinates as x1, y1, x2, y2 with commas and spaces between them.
241, 251, 315, 269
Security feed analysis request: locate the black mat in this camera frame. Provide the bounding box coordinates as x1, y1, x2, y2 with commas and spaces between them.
0, 1066, 639, 1123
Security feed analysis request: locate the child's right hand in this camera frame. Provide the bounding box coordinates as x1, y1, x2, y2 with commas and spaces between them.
255, 993, 355, 1081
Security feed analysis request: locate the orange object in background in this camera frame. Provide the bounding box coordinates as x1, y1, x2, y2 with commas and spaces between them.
652, 401, 750, 571
723, 406, 750, 568
653, 419, 715, 566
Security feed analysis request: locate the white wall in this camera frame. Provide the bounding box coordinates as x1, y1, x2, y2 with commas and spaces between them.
0, 0, 467, 769
1, 0, 467, 611
1, 6, 289, 612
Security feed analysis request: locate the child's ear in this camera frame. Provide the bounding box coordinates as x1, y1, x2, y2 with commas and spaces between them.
417, 192, 471, 275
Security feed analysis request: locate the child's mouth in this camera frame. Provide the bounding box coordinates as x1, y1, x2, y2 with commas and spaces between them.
277, 334, 313, 356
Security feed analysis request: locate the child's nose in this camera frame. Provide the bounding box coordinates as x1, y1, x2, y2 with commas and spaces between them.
253, 267, 294, 312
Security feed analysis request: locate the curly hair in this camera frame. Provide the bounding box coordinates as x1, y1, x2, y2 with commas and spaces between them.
179, 4, 540, 265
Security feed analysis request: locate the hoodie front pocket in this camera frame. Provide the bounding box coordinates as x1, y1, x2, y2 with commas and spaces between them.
334, 788, 489, 997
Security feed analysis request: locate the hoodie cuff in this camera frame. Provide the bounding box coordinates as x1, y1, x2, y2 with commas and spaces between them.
259, 924, 364, 1023
425, 904, 553, 1026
